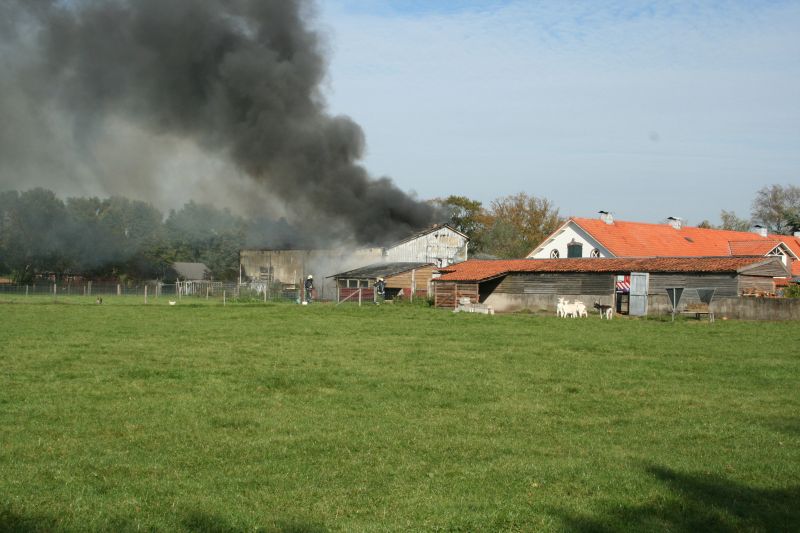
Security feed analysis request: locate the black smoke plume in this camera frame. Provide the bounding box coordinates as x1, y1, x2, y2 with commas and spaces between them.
0, 0, 438, 244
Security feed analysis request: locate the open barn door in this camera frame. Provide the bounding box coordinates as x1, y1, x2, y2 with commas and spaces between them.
629, 272, 649, 316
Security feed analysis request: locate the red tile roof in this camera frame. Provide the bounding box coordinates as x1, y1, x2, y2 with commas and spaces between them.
436, 257, 784, 282
566, 217, 800, 276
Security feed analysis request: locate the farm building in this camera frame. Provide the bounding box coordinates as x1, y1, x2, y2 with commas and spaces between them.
527, 213, 800, 282
434, 256, 796, 319
240, 224, 468, 300
330, 262, 436, 303
169, 262, 211, 281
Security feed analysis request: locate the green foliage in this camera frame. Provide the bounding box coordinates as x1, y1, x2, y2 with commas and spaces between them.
0, 189, 284, 281
751, 184, 800, 235
719, 209, 751, 232
0, 302, 797, 531
783, 283, 800, 298
482, 192, 563, 258
433, 195, 490, 254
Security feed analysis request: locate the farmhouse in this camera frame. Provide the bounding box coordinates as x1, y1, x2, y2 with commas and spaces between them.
527, 213, 800, 280
330, 262, 436, 303
240, 224, 468, 300
433, 256, 795, 319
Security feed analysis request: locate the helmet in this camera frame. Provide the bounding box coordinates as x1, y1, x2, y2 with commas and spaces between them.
307, 275, 313, 279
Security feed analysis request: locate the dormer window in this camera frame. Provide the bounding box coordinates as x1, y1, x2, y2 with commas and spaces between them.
768, 246, 788, 266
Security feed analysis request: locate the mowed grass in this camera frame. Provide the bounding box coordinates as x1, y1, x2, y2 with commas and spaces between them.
0, 299, 798, 532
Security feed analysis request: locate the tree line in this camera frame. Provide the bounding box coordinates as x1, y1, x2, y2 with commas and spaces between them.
1, 184, 796, 283
0, 189, 306, 283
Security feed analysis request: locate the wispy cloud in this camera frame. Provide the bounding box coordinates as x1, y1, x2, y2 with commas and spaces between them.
319, 0, 800, 223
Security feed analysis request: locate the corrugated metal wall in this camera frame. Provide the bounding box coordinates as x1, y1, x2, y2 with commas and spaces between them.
385, 227, 468, 266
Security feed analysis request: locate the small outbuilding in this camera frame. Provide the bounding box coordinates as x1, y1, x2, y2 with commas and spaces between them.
330, 262, 436, 303
434, 256, 792, 319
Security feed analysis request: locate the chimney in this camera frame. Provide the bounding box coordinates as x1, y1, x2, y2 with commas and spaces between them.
667, 216, 683, 230
752, 224, 768, 238
598, 211, 613, 225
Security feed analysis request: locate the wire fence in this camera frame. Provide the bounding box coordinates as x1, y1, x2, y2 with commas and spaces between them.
0, 281, 305, 304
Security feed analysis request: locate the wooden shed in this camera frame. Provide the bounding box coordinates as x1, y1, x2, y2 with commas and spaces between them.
330, 262, 436, 303
434, 256, 789, 317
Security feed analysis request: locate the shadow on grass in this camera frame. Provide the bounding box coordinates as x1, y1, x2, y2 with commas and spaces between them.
183, 511, 327, 533
0, 504, 57, 532
559, 465, 800, 532
0, 505, 326, 533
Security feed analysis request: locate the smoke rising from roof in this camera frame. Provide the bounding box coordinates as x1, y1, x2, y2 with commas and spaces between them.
0, 0, 438, 244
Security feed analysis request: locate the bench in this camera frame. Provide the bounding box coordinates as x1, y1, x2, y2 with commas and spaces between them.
681, 303, 714, 322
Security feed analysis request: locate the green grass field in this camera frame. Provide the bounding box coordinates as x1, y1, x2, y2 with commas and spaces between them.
1, 298, 798, 532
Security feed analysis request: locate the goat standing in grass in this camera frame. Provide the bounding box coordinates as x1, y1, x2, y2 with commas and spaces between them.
594, 301, 613, 319
557, 297, 567, 317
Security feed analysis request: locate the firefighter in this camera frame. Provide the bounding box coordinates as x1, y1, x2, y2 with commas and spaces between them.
375, 277, 386, 304
304, 274, 314, 303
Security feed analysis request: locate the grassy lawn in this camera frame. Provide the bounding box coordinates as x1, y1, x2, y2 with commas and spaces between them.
0, 298, 798, 531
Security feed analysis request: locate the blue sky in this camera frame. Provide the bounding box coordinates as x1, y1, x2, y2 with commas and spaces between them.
317, 0, 800, 225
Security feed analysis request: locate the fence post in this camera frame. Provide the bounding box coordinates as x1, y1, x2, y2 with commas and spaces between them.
88, 281, 92, 296
223, 290, 226, 306
144, 285, 148, 304
358, 287, 362, 307
264, 286, 267, 303
26, 285, 29, 297
53, 282, 57, 301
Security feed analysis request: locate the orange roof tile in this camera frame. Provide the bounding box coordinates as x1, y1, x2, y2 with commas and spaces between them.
727, 240, 783, 256
570, 217, 800, 258
436, 257, 783, 282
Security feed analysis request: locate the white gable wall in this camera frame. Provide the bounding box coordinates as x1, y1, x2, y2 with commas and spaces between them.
527, 221, 613, 259
385, 226, 468, 266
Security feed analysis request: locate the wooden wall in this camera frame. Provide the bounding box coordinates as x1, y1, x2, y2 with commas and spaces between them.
648, 273, 739, 300
493, 272, 614, 295
386, 265, 437, 292
434, 282, 479, 308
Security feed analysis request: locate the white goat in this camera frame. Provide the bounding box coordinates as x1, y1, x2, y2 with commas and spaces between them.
574, 300, 588, 318
556, 297, 567, 317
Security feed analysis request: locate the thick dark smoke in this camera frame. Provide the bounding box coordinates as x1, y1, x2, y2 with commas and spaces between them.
0, 0, 438, 244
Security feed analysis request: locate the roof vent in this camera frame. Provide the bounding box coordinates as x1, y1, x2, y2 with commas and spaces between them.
598, 211, 613, 225
667, 216, 683, 230
752, 224, 768, 238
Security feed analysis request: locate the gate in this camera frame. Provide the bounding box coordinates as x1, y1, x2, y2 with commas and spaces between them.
629, 272, 649, 316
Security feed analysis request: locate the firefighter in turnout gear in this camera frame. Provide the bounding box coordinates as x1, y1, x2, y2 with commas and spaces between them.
304, 275, 314, 303
375, 277, 386, 304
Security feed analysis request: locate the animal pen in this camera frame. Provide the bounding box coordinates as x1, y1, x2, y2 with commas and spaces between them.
434, 256, 797, 320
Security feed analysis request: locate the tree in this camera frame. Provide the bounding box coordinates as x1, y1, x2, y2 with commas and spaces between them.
751, 184, 800, 235
481, 193, 562, 259
719, 210, 751, 232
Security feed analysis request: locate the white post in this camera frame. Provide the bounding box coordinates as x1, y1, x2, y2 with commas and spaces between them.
144, 285, 148, 304
337, 286, 340, 304
411, 269, 416, 303
358, 287, 362, 307
88, 281, 92, 296
264, 286, 267, 303
223, 290, 226, 306
117, 284, 121, 296
206, 285, 209, 300
25, 285, 29, 297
